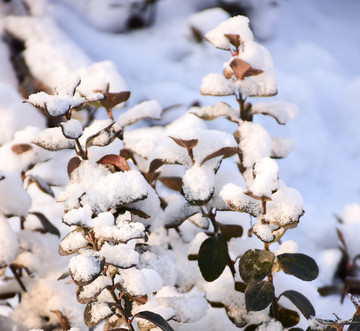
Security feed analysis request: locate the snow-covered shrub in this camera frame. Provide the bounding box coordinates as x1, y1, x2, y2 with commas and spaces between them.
1, 6, 347, 330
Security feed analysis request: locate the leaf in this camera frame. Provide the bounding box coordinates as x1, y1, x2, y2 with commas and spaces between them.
234, 281, 246, 293
280, 290, 316, 319
245, 280, 274, 312
84, 301, 114, 327
149, 158, 165, 173
26, 175, 55, 197
67, 156, 82, 179
29, 212, 60, 237
159, 177, 183, 191
230, 58, 263, 80
218, 223, 243, 241
198, 235, 229, 282
57, 271, 70, 281
0, 291, 17, 299
224, 34, 241, 49
270, 303, 300, 328
11, 143, 33, 154
317, 285, 343, 297
50, 310, 71, 330
100, 91, 131, 117
135, 311, 174, 331
97, 154, 130, 172
69, 256, 105, 286
169, 136, 198, 150
200, 147, 241, 165
277, 253, 319, 281
239, 249, 275, 284
59, 228, 89, 256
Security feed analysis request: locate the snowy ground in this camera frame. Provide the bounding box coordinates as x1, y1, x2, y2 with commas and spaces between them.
1, 0, 360, 328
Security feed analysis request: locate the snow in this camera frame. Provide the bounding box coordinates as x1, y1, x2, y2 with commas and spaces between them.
69, 255, 103, 284
0, 215, 19, 267
114, 99, 162, 130
200, 72, 235, 96
98, 242, 139, 268
60, 119, 83, 139
182, 165, 215, 203
252, 100, 298, 124
248, 157, 279, 198
116, 268, 163, 297
32, 127, 75, 151
156, 286, 208, 323
204, 15, 253, 50
237, 121, 272, 168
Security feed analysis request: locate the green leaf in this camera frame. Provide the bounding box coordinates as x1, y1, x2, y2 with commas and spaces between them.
135, 311, 174, 331
30, 212, 60, 237
277, 253, 319, 281
234, 281, 246, 293
84, 301, 114, 327
245, 280, 274, 312
218, 223, 243, 241
280, 290, 316, 319
198, 235, 229, 282
270, 303, 300, 328
239, 249, 275, 284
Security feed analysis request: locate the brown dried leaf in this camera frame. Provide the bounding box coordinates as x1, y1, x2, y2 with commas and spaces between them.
97, 154, 130, 172
169, 136, 198, 150
100, 91, 131, 119
230, 58, 251, 80
134, 295, 148, 306
67, 156, 82, 179
11, 143, 33, 154
230, 58, 264, 80
224, 34, 241, 49
149, 158, 165, 173
50, 310, 71, 330
201, 146, 241, 165
128, 208, 150, 219
159, 177, 183, 192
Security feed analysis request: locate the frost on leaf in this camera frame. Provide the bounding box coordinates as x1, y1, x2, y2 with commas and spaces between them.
69, 255, 105, 286
200, 73, 235, 96
220, 183, 261, 217
248, 157, 279, 198
114, 100, 162, 130
60, 119, 83, 139
59, 228, 89, 256
191, 102, 239, 123
83, 121, 121, 148
182, 165, 215, 205
99, 242, 139, 268
32, 127, 75, 151
252, 101, 298, 125
80, 170, 148, 213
